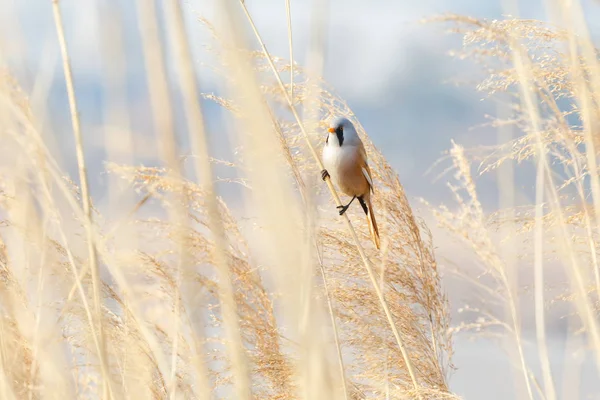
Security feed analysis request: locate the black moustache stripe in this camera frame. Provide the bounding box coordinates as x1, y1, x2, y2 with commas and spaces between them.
336, 126, 344, 146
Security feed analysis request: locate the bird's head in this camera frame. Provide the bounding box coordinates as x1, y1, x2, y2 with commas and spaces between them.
326, 116, 358, 147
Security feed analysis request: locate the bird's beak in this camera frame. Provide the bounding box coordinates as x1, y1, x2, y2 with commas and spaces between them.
328, 127, 335, 133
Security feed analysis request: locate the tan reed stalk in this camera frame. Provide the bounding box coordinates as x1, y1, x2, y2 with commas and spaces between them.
219, 2, 338, 398
68, 192, 151, 299
492, 6, 553, 398
0, 316, 17, 400
495, 98, 529, 400
98, 3, 137, 222
285, 0, 294, 101
3, 69, 171, 398
29, 223, 47, 400
299, 0, 346, 397
14, 166, 71, 398
134, 1, 193, 397
316, 247, 350, 400
505, 30, 548, 400
536, 0, 600, 328
97, 5, 155, 396
268, 101, 350, 399
551, 0, 600, 370
267, 99, 349, 398
23, 107, 172, 392
165, 1, 249, 398
437, 16, 600, 394
507, 10, 600, 394
13, 144, 42, 400
49, 1, 112, 398
7, 64, 172, 376
237, 1, 422, 394
523, 38, 600, 372
560, 316, 583, 399
3, 83, 113, 396
301, 191, 338, 400
535, 74, 600, 304
559, 0, 600, 236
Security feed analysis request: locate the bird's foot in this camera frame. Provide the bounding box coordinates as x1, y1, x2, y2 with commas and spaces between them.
336, 204, 350, 215
321, 169, 330, 181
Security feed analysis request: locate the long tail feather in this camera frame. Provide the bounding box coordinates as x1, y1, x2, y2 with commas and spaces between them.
366, 197, 380, 249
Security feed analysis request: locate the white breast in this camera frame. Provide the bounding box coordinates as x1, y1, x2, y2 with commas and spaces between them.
322, 143, 343, 186
322, 143, 363, 195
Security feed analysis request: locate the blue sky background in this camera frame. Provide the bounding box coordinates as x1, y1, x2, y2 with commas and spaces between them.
2, 0, 600, 398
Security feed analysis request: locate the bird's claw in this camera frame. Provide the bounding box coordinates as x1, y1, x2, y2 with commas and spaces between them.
337, 205, 349, 215
321, 169, 330, 181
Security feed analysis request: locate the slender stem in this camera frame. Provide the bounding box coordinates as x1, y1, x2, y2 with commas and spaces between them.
237, 1, 421, 394
315, 245, 349, 399
533, 149, 554, 400
50, 2, 112, 398
0, 316, 17, 400
299, 0, 349, 393
267, 98, 348, 396
134, 1, 191, 398
165, 1, 250, 398
564, 0, 600, 240
509, 37, 547, 400
285, 0, 294, 101
556, 0, 600, 372
535, 85, 600, 302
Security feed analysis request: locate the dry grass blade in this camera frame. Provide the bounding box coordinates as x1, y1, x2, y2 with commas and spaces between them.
134, 1, 194, 397
300, 1, 349, 398
235, 2, 422, 395
285, 0, 294, 101
315, 248, 349, 400
0, 2, 456, 399
432, 10, 600, 398
219, 2, 338, 398
164, 0, 248, 398
508, 27, 547, 400
50, 1, 112, 398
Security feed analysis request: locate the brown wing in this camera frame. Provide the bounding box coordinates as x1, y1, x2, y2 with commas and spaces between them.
366, 194, 380, 249
358, 142, 374, 194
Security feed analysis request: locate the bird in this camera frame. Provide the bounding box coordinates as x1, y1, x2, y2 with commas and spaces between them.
321, 116, 380, 249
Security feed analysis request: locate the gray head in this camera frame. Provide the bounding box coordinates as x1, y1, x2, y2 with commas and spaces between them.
326, 116, 359, 147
